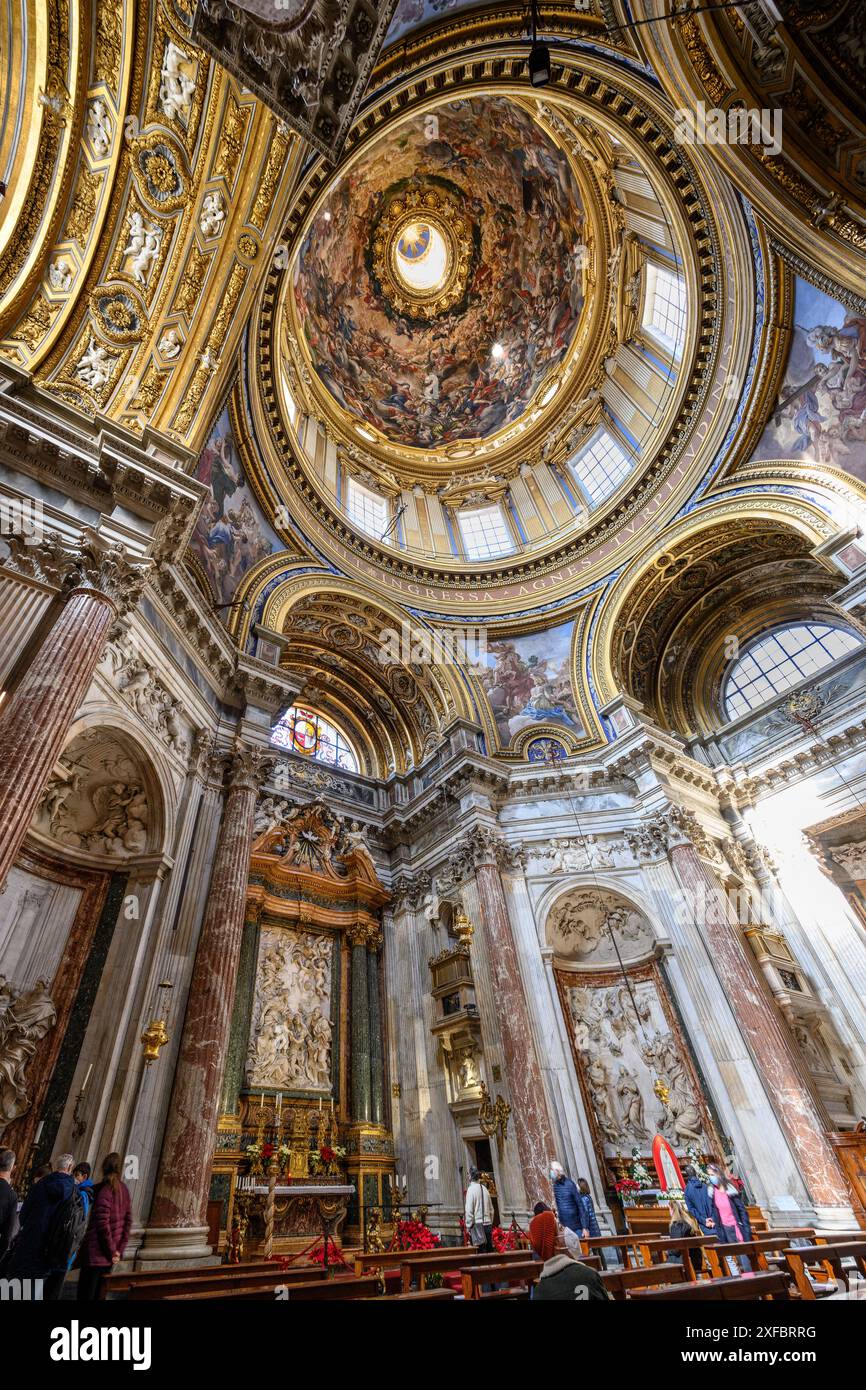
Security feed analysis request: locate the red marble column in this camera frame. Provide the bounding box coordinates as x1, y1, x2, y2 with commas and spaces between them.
474, 856, 556, 1205
146, 745, 272, 1252
0, 532, 147, 889
670, 841, 851, 1211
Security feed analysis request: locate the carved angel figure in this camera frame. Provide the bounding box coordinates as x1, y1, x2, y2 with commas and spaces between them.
159, 41, 196, 124
122, 212, 162, 286
76, 338, 116, 392
199, 191, 226, 239
0, 980, 57, 1132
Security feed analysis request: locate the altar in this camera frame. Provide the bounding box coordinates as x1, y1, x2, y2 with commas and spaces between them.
234, 1178, 355, 1270
208, 803, 397, 1254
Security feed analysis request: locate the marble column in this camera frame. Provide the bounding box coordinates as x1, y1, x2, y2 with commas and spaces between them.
669, 838, 853, 1222
0, 530, 147, 889
145, 744, 272, 1261
473, 844, 556, 1206
368, 932, 385, 1127
349, 926, 372, 1123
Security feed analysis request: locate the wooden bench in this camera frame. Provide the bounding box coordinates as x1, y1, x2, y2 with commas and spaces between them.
578, 1235, 649, 1268
460, 1259, 540, 1301
101, 1260, 281, 1299
164, 1274, 383, 1301
782, 1240, 866, 1300
600, 1264, 686, 1300
353, 1244, 523, 1277
373, 1288, 457, 1301
397, 1248, 534, 1293
631, 1270, 791, 1301
134, 1265, 330, 1300
637, 1236, 726, 1280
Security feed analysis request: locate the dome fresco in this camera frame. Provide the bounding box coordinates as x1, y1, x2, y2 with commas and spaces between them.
291, 96, 587, 449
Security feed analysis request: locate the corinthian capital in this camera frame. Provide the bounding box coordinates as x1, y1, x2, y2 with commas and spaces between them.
5, 526, 150, 615
223, 742, 277, 795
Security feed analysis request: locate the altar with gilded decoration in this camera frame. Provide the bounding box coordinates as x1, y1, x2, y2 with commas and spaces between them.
210, 801, 396, 1253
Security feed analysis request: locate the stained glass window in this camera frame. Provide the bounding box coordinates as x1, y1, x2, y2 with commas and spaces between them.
722, 622, 861, 721
271, 705, 359, 772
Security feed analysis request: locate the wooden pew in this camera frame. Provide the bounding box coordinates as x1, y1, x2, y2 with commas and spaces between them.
460, 1259, 540, 1301
708, 1236, 801, 1277
353, 1245, 528, 1278
130, 1265, 330, 1301
397, 1248, 528, 1293
636, 1236, 726, 1280
164, 1274, 383, 1301
373, 1288, 457, 1301
101, 1260, 281, 1299
782, 1240, 866, 1300
601, 1264, 686, 1300
579, 1234, 649, 1268
631, 1270, 791, 1301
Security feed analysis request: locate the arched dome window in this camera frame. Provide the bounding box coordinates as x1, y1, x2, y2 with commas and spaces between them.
271, 704, 359, 772
722, 622, 862, 721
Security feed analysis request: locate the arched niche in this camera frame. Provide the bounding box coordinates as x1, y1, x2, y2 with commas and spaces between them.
29, 723, 169, 865
544, 884, 720, 1183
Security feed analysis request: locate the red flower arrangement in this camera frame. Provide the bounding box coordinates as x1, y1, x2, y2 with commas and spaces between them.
319, 1145, 335, 1165
395, 1217, 441, 1252
308, 1237, 349, 1269
491, 1226, 520, 1253
614, 1177, 641, 1195
261, 1142, 275, 1160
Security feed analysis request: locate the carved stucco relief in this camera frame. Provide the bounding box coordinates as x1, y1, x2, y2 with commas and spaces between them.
247, 925, 334, 1092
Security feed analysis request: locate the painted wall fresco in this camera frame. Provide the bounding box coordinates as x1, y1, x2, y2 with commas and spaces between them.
292, 96, 586, 449
189, 406, 280, 604
478, 620, 582, 747
754, 277, 866, 483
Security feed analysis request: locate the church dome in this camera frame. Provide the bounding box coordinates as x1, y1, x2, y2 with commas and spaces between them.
289, 95, 588, 452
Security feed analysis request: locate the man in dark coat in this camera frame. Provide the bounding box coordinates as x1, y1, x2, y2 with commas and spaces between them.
550, 1161, 588, 1238
0, 1147, 17, 1263
7, 1153, 76, 1297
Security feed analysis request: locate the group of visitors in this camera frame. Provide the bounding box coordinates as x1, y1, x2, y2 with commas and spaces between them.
0, 1147, 132, 1299
465, 1154, 756, 1301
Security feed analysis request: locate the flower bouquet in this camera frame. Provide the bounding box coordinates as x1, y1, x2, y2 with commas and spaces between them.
395, 1217, 441, 1252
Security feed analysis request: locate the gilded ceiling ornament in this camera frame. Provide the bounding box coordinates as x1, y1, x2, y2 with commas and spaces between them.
10, 295, 60, 352
65, 168, 104, 249
132, 134, 186, 211
91, 287, 147, 343
74, 336, 119, 395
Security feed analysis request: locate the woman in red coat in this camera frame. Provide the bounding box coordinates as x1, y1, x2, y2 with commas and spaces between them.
76, 1153, 132, 1300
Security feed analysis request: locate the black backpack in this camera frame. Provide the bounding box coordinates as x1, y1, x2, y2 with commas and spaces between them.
44, 1186, 88, 1269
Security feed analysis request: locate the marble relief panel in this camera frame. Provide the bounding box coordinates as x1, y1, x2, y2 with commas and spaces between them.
0, 866, 83, 992
247, 925, 335, 1093
556, 961, 714, 1163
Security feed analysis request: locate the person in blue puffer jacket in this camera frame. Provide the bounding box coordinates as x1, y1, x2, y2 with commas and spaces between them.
550, 1161, 588, 1240
683, 1164, 716, 1235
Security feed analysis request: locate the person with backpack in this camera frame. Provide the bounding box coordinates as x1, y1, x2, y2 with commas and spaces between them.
76, 1153, 132, 1301
7, 1153, 87, 1299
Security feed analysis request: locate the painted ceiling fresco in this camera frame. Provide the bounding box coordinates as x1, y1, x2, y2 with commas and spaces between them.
190, 405, 280, 606
385, 0, 486, 45
754, 276, 866, 483
292, 96, 587, 449
478, 620, 583, 747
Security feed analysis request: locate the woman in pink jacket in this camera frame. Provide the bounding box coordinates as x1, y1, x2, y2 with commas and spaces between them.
76, 1153, 132, 1300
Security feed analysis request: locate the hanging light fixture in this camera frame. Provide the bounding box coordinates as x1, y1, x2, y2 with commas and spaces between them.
528, 0, 550, 88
